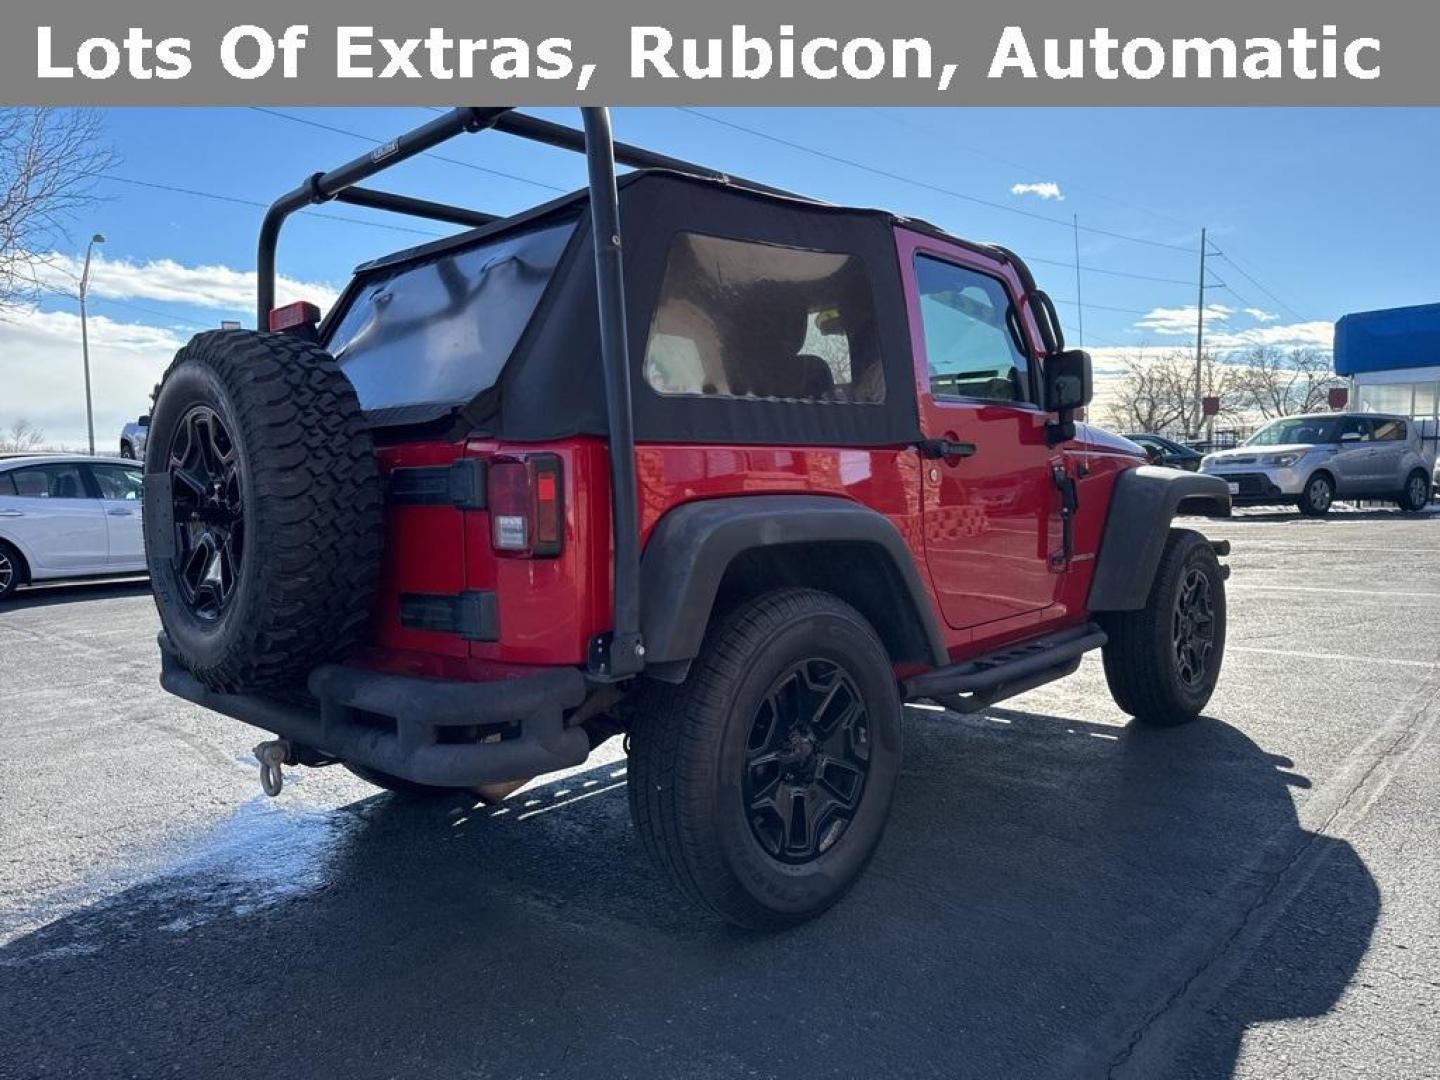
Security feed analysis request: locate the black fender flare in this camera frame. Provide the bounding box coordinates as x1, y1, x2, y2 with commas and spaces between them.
639, 495, 948, 676
1088, 466, 1231, 612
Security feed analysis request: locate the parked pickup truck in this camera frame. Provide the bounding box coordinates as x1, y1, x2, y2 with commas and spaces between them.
145, 108, 1232, 927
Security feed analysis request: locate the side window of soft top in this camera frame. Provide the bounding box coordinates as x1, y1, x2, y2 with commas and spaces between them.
643, 232, 885, 404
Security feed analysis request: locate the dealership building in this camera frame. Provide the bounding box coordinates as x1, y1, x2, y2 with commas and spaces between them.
1335, 302, 1440, 456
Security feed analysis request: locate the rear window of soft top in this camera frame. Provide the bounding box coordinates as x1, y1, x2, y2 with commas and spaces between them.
324, 217, 576, 413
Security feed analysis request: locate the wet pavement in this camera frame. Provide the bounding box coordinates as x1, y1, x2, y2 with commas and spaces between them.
1, 510, 1437, 1079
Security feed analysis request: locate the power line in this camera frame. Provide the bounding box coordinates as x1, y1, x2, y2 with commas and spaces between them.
883, 111, 1197, 230
1022, 253, 1195, 288
1209, 249, 1310, 323
87, 297, 212, 328
98, 175, 448, 237
676, 108, 1200, 255
249, 107, 566, 193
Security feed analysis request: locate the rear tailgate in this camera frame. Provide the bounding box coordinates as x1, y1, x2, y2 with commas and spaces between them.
373, 440, 475, 659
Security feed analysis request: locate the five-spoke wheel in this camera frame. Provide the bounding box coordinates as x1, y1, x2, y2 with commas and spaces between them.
628, 589, 902, 928
168, 405, 245, 620
744, 659, 871, 864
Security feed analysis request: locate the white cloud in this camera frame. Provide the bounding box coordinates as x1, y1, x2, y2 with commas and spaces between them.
1010, 182, 1064, 201
1208, 321, 1333, 351
38, 252, 340, 315
1133, 304, 1234, 337
0, 307, 187, 450
1243, 307, 1280, 323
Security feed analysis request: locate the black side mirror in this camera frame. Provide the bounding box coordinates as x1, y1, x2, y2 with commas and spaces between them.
1042, 349, 1092, 444
1044, 349, 1093, 413
138, 414, 150, 426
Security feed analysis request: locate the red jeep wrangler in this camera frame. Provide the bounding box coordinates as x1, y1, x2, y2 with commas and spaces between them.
145, 108, 1231, 928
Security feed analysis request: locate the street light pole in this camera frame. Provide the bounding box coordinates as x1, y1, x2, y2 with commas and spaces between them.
79, 233, 105, 455
1194, 227, 1207, 440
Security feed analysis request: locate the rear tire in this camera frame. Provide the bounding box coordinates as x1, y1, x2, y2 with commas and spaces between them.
1101, 529, 1226, 727
627, 589, 902, 929
1297, 472, 1334, 516
1398, 469, 1430, 513
120, 440, 135, 460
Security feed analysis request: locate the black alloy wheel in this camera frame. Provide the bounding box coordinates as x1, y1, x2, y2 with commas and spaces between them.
743, 659, 871, 864
1172, 567, 1216, 689
167, 405, 244, 621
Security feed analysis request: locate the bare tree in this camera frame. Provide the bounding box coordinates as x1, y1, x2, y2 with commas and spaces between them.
1103, 350, 1239, 435
1229, 346, 1342, 418
0, 419, 46, 453
0, 108, 117, 309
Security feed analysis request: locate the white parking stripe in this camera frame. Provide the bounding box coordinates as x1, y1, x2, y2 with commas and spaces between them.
1230, 584, 1440, 600
1229, 645, 1440, 669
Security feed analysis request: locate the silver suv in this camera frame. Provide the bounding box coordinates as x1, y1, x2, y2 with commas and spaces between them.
1200, 412, 1433, 516
118, 414, 148, 461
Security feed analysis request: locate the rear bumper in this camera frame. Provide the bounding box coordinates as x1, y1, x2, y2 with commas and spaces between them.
158, 634, 590, 787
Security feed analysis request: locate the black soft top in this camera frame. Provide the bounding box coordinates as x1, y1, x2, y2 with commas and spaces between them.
327, 170, 1021, 447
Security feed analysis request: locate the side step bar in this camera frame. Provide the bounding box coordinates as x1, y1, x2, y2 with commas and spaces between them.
903, 622, 1107, 711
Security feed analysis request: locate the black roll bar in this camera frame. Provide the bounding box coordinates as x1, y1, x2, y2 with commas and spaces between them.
255, 107, 652, 678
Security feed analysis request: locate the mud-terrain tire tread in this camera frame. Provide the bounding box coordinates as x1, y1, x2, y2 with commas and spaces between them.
146, 330, 382, 693
1101, 528, 1225, 726
627, 588, 898, 928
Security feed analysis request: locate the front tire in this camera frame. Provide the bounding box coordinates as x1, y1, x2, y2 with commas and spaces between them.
1298, 472, 1334, 516
1398, 469, 1430, 513
627, 589, 902, 929
1101, 529, 1226, 727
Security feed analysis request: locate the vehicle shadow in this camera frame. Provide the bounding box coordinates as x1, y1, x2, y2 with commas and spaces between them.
0, 707, 1376, 1080
2, 577, 150, 611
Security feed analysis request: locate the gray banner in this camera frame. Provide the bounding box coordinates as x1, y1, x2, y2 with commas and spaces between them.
2, 0, 1437, 104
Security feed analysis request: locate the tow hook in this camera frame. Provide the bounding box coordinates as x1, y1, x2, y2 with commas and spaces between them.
253, 739, 292, 797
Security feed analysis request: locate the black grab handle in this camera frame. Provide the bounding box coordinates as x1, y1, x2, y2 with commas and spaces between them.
916, 439, 978, 460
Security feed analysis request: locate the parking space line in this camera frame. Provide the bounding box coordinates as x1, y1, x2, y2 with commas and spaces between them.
1230, 645, 1439, 668
1230, 585, 1440, 600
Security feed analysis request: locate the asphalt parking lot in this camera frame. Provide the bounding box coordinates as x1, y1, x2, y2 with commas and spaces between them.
1, 509, 1437, 1080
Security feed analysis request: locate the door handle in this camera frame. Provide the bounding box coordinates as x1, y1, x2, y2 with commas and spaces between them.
917, 439, 978, 460
107, 508, 135, 516
0, 509, 22, 517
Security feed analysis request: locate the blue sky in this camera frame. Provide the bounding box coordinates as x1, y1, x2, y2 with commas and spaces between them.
7, 106, 1438, 446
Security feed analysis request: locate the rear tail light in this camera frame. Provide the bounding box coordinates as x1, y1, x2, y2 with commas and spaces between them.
488, 454, 563, 557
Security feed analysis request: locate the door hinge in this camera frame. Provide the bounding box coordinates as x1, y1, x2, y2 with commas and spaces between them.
1050, 464, 1079, 569
388, 460, 487, 510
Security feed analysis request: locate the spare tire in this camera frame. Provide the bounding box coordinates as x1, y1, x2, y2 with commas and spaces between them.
144, 330, 383, 693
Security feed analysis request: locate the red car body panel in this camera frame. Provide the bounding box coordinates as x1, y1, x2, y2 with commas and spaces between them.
359, 227, 1143, 682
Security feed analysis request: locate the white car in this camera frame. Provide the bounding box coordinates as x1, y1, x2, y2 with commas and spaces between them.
0, 455, 147, 600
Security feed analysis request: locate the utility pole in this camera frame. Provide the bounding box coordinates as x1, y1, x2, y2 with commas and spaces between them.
1194, 226, 1207, 439
79, 233, 106, 455
1072, 214, 1083, 348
